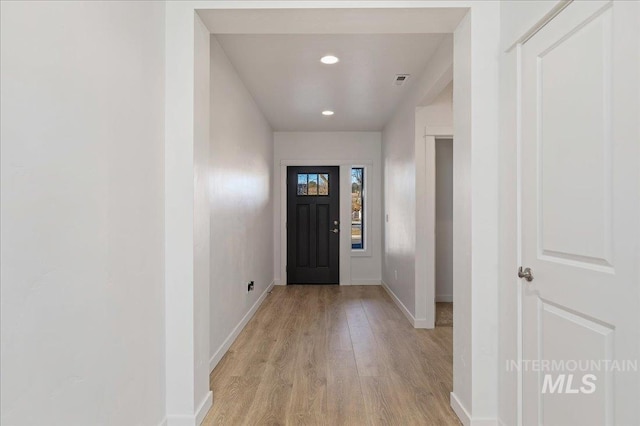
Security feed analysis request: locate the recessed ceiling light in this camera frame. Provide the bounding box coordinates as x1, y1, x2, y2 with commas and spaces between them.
320, 55, 339, 65
322, 110, 334, 116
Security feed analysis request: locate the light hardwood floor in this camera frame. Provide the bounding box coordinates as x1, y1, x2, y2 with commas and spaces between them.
202, 285, 460, 426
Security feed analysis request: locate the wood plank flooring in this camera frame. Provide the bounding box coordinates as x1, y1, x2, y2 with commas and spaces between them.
202, 285, 460, 426
435, 303, 453, 327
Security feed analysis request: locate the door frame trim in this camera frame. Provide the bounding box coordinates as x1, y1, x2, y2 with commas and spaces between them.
515, 42, 524, 426
417, 126, 453, 329
278, 160, 373, 286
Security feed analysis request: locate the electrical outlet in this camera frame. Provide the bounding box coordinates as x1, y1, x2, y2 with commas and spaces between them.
248, 281, 255, 292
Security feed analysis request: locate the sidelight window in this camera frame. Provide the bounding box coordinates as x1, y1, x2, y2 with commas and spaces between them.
351, 167, 364, 250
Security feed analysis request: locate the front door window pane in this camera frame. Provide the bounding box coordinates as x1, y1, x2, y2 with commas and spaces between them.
308, 174, 318, 195
297, 174, 307, 195
319, 174, 329, 195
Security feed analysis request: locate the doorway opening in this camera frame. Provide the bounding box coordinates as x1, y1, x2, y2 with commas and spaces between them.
435, 138, 453, 327
169, 4, 501, 424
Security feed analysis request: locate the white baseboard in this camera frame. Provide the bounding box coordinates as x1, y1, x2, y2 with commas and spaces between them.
471, 419, 498, 426
436, 294, 453, 302
274, 279, 381, 286
166, 391, 212, 426
381, 281, 432, 329
209, 280, 275, 372
450, 392, 471, 426
195, 391, 213, 425
413, 318, 432, 328
472, 419, 499, 426
381, 281, 416, 326
450, 392, 499, 426
350, 279, 382, 285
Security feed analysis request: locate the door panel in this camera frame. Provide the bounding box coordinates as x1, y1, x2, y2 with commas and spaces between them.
287, 166, 339, 284
536, 1, 613, 269
520, 1, 639, 424
317, 204, 330, 267
296, 204, 310, 266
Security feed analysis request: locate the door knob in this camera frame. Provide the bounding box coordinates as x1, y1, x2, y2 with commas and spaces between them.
518, 266, 534, 282
330, 228, 339, 234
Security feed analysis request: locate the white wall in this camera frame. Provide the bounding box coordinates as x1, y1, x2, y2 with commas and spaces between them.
500, 0, 564, 50
273, 132, 382, 285
165, 7, 214, 423
451, 4, 501, 423
193, 14, 212, 423
209, 35, 274, 370
420, 82, 454, 125
382, 36, 453, 320
452, 14, 473, 414
435, 139, 454, 302
0, 2, 166, 425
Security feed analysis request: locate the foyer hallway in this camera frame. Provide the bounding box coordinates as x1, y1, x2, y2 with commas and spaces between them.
202, 286, 459, 425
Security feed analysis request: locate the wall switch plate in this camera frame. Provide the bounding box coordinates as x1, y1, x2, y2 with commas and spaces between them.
248, 281, 255, 292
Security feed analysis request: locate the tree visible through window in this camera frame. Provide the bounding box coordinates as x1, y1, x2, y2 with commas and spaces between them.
351, 168, 364, 249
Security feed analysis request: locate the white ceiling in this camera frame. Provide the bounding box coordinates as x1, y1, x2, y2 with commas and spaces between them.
216, 33, 446, 131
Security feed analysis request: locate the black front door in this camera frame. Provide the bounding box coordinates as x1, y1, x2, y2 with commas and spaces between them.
287, 166, 340, 284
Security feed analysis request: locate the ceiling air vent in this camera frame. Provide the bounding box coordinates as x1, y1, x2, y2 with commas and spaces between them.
394, 74, 410, 86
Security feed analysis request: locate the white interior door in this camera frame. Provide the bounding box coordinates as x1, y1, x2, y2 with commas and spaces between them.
520, 1, 639, 425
